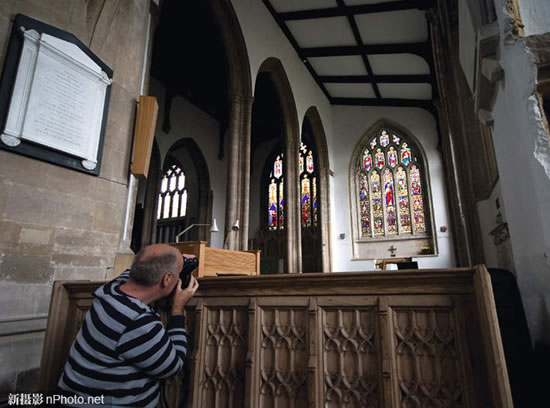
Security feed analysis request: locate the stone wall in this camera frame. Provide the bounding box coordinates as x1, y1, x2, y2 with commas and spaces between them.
0, 0, 149, 395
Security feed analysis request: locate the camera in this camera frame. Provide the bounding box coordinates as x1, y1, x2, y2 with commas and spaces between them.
180, 256, 198, 288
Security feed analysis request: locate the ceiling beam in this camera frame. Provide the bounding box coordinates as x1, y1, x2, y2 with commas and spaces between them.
302, 43, 430, 58
262, 0, 331, 100
319, 74, 432, 84
335, 0, 381, 98
279, 0, 435, 21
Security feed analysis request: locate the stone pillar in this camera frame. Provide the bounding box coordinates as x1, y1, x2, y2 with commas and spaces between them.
225, 94, 253, 251
239, 96, 253, 250
285, 127, 302, 273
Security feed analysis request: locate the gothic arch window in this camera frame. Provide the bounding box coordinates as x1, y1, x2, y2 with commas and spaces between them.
157, 163, 188, 221
267, 153, 284, 230
299, 141, 318, 228
266, 142, 319, 230
350, 125, 434, 258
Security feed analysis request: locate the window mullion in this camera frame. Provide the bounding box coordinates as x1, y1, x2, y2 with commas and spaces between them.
408, 166, 416, 236
395, 167, 401, 235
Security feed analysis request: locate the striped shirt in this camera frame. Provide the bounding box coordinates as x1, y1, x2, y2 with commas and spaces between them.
58, 270, 187, 407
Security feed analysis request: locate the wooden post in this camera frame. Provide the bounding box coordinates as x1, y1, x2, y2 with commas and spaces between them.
473, 264, 514, 407
38, 281, 71, 392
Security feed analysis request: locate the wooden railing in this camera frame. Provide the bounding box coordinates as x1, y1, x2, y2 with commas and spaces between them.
39, 266, 513, 407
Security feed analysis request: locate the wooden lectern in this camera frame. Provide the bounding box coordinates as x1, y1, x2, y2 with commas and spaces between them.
169, 241, 260, 277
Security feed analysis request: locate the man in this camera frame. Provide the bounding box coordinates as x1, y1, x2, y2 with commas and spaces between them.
57, 244, 199, 407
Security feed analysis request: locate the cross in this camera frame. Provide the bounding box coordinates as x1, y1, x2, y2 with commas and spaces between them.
388, 245, 397, 257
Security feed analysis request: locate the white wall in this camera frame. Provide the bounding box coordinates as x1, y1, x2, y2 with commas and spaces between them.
518, 0, 550, 36
492, 0, 550, 344
330, 106, 456, 272
230, 0, 334, 154
476, 181, 503, 268
149, 78, 227, 249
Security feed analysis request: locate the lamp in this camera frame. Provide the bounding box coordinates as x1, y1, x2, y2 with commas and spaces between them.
175, 218, 219, 243
231, 219, 239, 231
223, 220, 240, 249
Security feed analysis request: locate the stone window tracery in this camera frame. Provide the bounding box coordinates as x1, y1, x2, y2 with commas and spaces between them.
353, 128, 431, 242
157, 164, 187, 220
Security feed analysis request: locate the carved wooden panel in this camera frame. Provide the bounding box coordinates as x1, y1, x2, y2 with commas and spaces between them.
202, 306, 249, 407
392, 307, 465, 407
40, 267, 512, 408
259, 307, 308, 407
321, 307, 380, 407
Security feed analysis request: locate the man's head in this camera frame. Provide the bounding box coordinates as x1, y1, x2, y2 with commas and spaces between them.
130, 244, 183, 296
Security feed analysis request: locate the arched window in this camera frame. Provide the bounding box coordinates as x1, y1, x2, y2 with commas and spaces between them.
266, 142, 319, 230
299, 141, 318, 228
267, 153, 284, 230
157, 164, 188, 220
354, 128, 430, 243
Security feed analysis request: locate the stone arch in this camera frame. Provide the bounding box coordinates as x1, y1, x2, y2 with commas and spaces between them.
135, 139, 161, 251
257, 57, 301, 273
208, 0, 252, 99
207, 0, 254, 251
348, 118, 437, 259
164, 138, 213, 242
303, 106, 332, 272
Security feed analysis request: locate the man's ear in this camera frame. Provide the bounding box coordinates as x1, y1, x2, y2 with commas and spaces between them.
160, 272, 172, 288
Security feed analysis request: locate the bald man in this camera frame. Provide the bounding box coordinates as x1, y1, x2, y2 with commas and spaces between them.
57, 244, 199, 407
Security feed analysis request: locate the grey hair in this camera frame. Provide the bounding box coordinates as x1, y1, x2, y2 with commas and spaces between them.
129, 250, 179, 286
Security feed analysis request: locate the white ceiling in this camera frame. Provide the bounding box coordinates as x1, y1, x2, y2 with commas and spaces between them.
287, 17, 356, 47
265, 0, 436, 107
355, 10, 428, 44
308, 56, 367, 76
368, 54, 430, 75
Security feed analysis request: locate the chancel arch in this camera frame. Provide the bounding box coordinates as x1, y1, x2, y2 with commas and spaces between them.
148, 0, 251, 251
207, 0, 253, 251
156, 138, 212, 244
301, 108, 331, 272
349, 119, 437, 260
254, 58, 301, 273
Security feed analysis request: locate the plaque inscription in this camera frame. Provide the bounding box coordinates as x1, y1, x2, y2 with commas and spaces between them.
1, 26, 112, 171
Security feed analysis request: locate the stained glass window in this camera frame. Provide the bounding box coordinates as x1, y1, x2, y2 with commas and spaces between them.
359, 172, 370, 236
410, 164, 425, 233
357, 129, 428, 238
371, 171, 383, 235
300, 142, 318, 228
266, 143, 319, 230
269, 179, 277, 229
157, 164, 187, 220
268, 152, 284, 230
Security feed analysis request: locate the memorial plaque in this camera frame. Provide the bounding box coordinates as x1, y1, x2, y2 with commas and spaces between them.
0, 15, 113, 175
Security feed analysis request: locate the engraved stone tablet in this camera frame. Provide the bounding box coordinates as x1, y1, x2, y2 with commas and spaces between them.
1, 25, 112, 171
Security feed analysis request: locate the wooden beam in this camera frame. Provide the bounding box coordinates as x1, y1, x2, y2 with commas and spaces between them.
302, 43, 430, 58
263, 0, 331, 100
279, 0, 435, 21
335, 0, 380, 98
319, 74, 433, 84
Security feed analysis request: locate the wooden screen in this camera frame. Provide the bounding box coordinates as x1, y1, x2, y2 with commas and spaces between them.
39, 266, 512, 407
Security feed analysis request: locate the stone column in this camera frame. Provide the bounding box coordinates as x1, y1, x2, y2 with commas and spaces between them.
285, 128, 302, 273
224, 95, 242, 250
224, 94, 253, 251
239, 96, 254, 250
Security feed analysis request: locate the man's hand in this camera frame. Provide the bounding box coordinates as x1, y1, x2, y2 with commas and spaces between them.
171, 275, 199, 316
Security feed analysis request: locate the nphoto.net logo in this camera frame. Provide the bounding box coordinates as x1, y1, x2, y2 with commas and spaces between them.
8, 393, 106, 406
